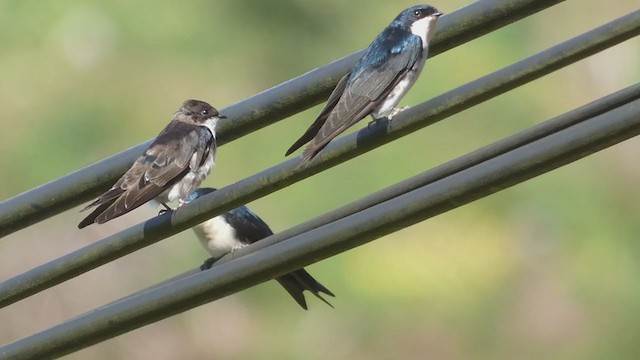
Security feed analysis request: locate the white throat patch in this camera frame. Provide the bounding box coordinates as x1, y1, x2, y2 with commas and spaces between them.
410, 16, 439, 48
201, 117, 218, 137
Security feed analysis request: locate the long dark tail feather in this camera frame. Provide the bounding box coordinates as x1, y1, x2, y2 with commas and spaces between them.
285, 73, 351, 157
300, 141, 331, 163
78, 200, 115, 229
276, 268, 335, 310
80, 198, 102, 212
285, 115, 328, 157
276, 276, 309, 310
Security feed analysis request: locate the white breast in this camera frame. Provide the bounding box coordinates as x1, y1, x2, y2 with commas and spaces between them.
192, 216, 244, 260
373, 74, 418, 118
158, 120, 217, 205
372, 17, 439, 119
162, 152, 215, 204
410, 16, 439, 48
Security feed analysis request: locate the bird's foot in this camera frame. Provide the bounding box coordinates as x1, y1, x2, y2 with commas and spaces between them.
388, 106, 410, 119
159, 200, 189, 216
200, 246, 249, 271
367, 114, 386, 130
157, 203, 174, 216
229, 244, 248, 259
200, 257, 216, 270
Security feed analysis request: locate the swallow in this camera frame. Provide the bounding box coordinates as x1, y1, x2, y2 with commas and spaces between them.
78, 100, 225, 228
187, 187, 335, 310
286, 5, 443, 161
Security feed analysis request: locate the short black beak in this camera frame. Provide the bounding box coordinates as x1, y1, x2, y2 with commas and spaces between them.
434, 12, 443, 17
218, 114, 228, 119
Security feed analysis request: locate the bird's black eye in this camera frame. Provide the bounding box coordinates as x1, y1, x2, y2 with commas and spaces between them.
413, 10, 421, 16
201, 109, 210, 116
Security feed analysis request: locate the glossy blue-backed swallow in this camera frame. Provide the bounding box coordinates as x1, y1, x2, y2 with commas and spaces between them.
286, 5, 443, 161
188, 188, 334, 310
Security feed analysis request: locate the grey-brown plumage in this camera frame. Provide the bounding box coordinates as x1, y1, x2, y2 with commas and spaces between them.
78, 100, 224, 228
286, 5, 442, 161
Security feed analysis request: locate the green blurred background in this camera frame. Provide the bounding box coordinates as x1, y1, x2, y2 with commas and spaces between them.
1, 0, 639, 359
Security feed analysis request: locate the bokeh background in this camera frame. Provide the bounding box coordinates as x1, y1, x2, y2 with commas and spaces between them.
1, 0, 640, 359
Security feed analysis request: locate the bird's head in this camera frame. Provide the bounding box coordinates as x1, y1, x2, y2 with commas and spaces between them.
394, 5, 443, 43
179, 99, 226, 125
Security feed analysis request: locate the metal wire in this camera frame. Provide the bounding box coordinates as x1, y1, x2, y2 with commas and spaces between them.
1, 9, 638, 309
2, 97, 639, 360
0, 0, 565, 238
94, 81, 640, 307
117, 82, 640, 298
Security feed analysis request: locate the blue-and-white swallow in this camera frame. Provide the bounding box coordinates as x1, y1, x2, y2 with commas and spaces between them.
286, 5, 443, 161
78, 100, 224, 228
188, 188, 335, 310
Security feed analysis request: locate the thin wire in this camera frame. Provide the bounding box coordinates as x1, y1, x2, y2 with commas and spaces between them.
115, 82, 640, 303
0, 10, 637, 309
2, 98, 639, 360
0, 0, 565, 238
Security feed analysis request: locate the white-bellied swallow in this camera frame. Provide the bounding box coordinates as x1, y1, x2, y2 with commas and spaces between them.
187, 188, 335, 310
286, 5, 443, 161
78, 100, 225, 228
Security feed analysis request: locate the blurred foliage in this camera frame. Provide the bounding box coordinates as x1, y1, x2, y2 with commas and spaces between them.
1, 0, 640, 359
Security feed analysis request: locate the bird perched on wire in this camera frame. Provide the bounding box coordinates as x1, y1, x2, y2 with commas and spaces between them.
78, 100, 225, 228
187, 187, 334, 310
286, 5, 443, 161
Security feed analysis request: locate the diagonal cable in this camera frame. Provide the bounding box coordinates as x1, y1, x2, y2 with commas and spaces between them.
2, 96, 639, 360
0, 0, 565, 238
0, 10, 637, 309
108, 82, 640, 300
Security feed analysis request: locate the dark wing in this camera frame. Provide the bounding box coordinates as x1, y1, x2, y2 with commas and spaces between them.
223, 206, 274, 244
78, 122, 214, 228
285, 73, 350, 156
77, 198, 120, 229
224, 204, 334, 310
301, 29, 423, 161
